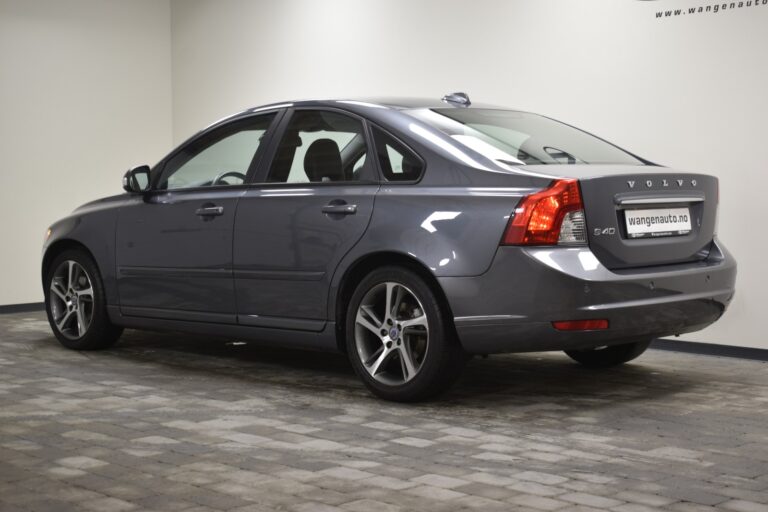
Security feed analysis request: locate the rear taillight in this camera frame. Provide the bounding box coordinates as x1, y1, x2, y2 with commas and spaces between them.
501, 179, 587, 246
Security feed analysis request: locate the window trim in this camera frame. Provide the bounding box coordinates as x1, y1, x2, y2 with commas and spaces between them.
248, 107, 380, 187
368, 122, 427, 185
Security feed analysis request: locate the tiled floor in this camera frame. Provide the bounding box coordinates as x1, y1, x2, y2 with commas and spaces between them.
1, 311, 767, 511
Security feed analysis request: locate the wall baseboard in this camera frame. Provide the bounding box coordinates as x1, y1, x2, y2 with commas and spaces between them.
0, 302, 44, 314
652, 338, 768, 362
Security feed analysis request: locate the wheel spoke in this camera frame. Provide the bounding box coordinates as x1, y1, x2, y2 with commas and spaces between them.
50, 282, 67, 301
75, 309, 86, 337
368, 347, 392, 376
364, 345, 384, 366
384, 282, 395, 321
78, 287, 93, 299
399, 344, 418, 380
356, 310, 381, 337
360, 304, 381, 328
401, 314, 428, 330
391, 285, 405, 319
67, 261, 76, 290
56, 311, 73, 332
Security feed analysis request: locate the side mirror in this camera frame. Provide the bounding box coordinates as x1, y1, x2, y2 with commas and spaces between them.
122, 165, 151, 193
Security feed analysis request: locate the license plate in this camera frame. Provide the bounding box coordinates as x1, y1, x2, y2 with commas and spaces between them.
624, 207, 692, 239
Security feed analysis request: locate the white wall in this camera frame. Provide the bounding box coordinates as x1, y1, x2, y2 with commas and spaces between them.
0, 0, 172, 305
2, 0, 765, 348
171, 0, 766, 348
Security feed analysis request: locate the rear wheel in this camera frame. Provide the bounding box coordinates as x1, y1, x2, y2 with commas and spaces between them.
45, 249, 123, 350
565, 339, 652, 368
345, 266, 465, 402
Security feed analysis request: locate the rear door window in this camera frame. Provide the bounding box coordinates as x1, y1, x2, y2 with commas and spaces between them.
265, 110, 372, 183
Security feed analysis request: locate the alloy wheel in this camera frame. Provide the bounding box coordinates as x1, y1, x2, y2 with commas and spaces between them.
354, 281, 429, 385
49, 260, 94, 340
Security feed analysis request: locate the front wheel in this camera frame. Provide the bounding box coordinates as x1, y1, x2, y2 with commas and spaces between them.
345, 267, 465, 402
45, 249, 123, 350
565, 339, 652, 368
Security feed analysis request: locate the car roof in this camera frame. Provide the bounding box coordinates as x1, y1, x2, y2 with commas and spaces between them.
247, 96, 509, 112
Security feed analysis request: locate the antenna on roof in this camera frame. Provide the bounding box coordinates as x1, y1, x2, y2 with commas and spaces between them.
442, 92, 471, 107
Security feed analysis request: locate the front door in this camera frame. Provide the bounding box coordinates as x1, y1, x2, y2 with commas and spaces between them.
233, 109, 378, 330
116, 113, 278, 322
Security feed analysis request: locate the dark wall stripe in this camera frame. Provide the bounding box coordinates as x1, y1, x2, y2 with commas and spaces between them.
652, 338, 768, 362
0, 302, 45, 314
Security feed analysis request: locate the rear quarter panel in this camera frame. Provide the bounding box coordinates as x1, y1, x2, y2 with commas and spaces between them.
326, 181, 541, 322
359, 185, 530, 276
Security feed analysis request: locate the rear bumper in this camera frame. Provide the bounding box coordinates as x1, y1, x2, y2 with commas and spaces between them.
439, 239, 736, 354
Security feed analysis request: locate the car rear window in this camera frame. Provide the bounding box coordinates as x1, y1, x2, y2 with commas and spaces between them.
405, 108, 644, 166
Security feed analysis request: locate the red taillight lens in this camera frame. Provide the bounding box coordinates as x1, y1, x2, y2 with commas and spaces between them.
502, 179, 585, 246
552, 319, 609, 331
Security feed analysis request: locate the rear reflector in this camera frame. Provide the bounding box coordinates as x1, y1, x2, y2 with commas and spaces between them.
502, 179, 586, 246
552, 319, 609, 331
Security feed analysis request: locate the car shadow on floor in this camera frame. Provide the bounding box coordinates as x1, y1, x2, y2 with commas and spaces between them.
32, 327, 699, 411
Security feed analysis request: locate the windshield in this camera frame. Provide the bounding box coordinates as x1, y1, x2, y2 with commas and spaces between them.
406, 108, 644, 166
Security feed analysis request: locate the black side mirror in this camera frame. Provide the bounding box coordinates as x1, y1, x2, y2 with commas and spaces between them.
122, 165, 151, 193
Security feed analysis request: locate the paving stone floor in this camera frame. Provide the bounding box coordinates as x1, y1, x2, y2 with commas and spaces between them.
1, 311, 767, 512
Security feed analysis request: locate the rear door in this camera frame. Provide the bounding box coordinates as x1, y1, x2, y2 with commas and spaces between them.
233, 108, 378, 330
116, 113, 279, 322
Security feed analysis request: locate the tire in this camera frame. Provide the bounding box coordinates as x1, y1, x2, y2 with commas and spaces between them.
565, 339, 652, 368
345, 266, 466, 402
44, 249, 123, 350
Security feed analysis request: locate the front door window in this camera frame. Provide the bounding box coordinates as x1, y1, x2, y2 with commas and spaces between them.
160, 114, 276, 189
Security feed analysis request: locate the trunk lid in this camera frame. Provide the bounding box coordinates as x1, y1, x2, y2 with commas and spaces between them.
524, 165, 718, 269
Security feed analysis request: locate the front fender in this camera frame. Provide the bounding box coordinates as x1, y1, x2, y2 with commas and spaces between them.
42, 195, 126, 306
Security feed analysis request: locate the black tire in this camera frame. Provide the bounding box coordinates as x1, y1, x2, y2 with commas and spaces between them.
345, 266, 465, 402
44, 249, 123, 350
565, 339, 652, 368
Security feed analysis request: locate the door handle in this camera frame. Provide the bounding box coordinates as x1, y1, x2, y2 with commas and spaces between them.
322, 203, 357, 215
195, 205, 224, 216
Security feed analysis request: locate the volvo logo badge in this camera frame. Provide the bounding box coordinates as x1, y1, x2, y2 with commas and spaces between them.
627, 178, 697, 189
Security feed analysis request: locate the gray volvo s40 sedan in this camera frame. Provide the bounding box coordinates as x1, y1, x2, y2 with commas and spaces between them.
42, 93, 736, 401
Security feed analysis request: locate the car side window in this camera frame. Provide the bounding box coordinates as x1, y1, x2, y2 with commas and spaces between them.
266, 110, 369, 183
371, 127, 424, 182
160, 114, 275, 190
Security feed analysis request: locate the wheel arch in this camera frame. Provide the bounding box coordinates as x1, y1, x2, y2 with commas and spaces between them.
42, 239, 98, 283
333, 251, 456, 353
